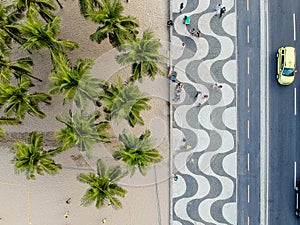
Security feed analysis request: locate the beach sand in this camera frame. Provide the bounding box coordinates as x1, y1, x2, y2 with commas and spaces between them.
0, 0, 170, 224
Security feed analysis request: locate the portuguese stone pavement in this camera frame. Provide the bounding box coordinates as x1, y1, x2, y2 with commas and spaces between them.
170, 0, 237, 224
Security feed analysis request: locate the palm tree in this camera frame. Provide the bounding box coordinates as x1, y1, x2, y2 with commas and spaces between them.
117, 29, 166, 82
17, 14, 78, 53
13, 0, 57, 22
49, 52, 103, 108
0, 50, 41, 83
11, 132, 62, 180
0, 76, 51, 119
81, 0, 139, 47
79, 0, 101, 16
113, 130, 163, 176
0, 2, 25, 50
77, 159, 127, 209
55, 110, 110, 157
0, 117, 21, 139
99, 76, 151, 127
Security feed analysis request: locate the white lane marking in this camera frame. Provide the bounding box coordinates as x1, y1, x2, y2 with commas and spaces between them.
247, 120, 250, 139
248, 185, 250, 203
248, 216, 250, 225
247, 25, 250, 44
247, 57, 250, 75
293, 13, 296, 41
248, 89, 250, 108
295, 161, 297, 189
295, 88, 297, 115
246, 0, 249, 11
248, 153, 250, 171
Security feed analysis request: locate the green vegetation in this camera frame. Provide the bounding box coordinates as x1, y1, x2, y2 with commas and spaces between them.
114, 130, 163, 176
49, 52, 103, 108
0, 76, 51, 119
0, 117, 21, 139
0, 0, 165, 210
117, 28, 166, 82
0, 50, 34, 82
80, 0, 139, 47
0, 3, 24, 50
13, 0, 57, 22
77, 159, 128, 209
17, 14, 78, 52
55, 110, 110, 157
11, 132, 62, 179
99, 76, 151, 127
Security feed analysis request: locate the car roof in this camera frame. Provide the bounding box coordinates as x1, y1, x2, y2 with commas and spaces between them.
284, 47, 296, 68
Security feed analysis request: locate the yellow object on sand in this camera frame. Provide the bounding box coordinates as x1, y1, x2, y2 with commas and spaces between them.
186, 145, 192, 150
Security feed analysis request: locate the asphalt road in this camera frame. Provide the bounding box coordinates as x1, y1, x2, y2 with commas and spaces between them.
236, 0, 261, 224
268, 0, 300, 224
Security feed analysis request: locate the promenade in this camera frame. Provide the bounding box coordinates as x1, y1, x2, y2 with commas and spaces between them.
169, 0, 237, 224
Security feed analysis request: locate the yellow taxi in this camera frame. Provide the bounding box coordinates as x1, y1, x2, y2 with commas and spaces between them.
277, 46, 296, 85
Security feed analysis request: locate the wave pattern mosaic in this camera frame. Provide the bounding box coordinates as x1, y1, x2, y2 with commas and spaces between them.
170, 0, 237, 224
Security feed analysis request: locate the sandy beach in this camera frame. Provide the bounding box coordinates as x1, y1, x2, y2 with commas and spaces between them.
0, 0, 170, 224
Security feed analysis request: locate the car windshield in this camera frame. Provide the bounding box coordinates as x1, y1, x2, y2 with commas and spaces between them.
283, 68, 294, 76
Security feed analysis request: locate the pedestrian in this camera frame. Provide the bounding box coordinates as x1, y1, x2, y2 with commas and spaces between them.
195, 91, 201, 98
202, 94, 209, 100
64, 211, 69, 219
173, 174, 178, 181
167, 20, 174, 26
101, 218, 107, 223
213, 83, 222, 90
180, 3, 184, 13
186, 145, 192, 150
198, 102, 202, 107
196, 30, 201, 37
66, 198, 71, 204
219, 7, 226, 18
183, 15, 191, 25
190, 28, 195, 35
176, 82, 184, 92
174, 92, 181, 102
182, 42, 186, 49
215, 4, 221, 15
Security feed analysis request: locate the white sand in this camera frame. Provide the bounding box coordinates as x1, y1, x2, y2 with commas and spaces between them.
0, 0, 170, 224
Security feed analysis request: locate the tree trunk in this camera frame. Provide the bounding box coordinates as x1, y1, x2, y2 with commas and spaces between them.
55, 0, 63, 9
27, 74, 43, 82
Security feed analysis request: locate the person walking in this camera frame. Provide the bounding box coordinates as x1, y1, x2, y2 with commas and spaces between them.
66, 198, 71, 204
173, 174, 179, 181
195, 91, 202, 98
190, 28, 195, 35
213, 83, 223, 90
176, 82, 184, 92
180, 3, 184, 13
219, 6, 226, 18
196, 30, 201, 37
64, 211, 69, 219
215, 4, 221, 15
167, 20, 174, 26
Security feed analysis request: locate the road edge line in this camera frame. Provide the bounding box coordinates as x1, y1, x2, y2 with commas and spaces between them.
260, 0, 269, 224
